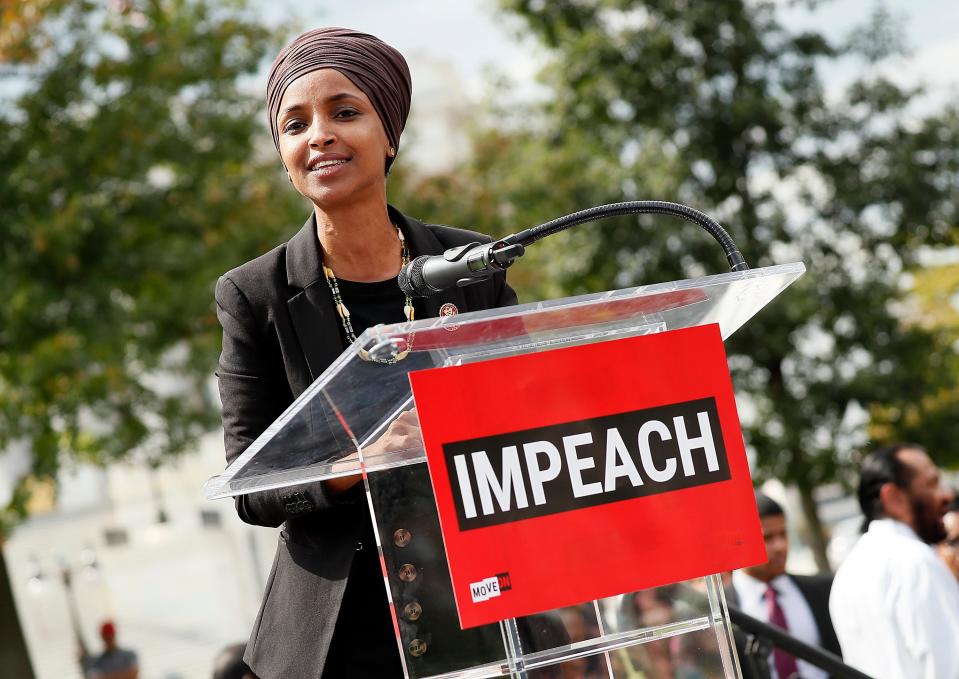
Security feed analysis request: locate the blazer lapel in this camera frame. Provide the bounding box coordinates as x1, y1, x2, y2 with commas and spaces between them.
393, 208, 469, 317
285, 214, 343, 385
283, 208, 474, 387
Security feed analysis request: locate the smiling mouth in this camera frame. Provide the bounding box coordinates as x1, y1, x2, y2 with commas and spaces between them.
309, 159, 350, 172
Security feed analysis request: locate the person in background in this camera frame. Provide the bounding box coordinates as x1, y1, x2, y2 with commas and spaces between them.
618, 586, 678, 679
829, 443, 959, 679
937, 495, 959, 581
83, 620, 138, 679
730, 492, 840, 679
557, 606, 589, 679
213, 643, 257, 679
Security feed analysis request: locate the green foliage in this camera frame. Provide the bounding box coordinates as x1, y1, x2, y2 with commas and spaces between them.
0, 0, 304, 529
494, 0, 959, 479
393, 0, 959, 565
4, 0, 957, 570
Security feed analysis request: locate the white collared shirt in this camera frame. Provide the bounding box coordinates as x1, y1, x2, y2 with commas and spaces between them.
732, 570, 828, 679
829, 518, 959, 679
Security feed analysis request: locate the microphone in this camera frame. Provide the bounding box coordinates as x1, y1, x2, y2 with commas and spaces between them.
398, 240, 526, 298
397, 201, 748, 298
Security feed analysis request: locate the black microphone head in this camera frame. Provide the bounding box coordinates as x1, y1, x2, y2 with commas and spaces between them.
398, 255, 435, 298
397, 260, 415, 296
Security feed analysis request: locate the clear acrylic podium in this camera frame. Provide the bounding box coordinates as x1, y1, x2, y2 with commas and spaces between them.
206, 262, 805, 679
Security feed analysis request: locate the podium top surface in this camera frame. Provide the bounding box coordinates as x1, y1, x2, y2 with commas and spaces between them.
205, 262, 804, 500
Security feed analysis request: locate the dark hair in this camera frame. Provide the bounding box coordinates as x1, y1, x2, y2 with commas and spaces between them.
213, 644, 254, 679
755, 492, 785, 519
857, 443, 922, 531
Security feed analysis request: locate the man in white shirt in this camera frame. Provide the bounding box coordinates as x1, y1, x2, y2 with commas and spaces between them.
829, 443, 959, 679
731, 493, 840, 679
936, 497, 959, 581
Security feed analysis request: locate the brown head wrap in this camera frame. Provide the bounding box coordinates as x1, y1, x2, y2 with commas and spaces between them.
266, 27, 412, 172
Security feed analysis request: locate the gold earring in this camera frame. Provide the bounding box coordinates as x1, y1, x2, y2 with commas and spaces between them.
388, 146, 396, 157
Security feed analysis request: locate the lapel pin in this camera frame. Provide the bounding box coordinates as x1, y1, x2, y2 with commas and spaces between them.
439, 302, 460, 331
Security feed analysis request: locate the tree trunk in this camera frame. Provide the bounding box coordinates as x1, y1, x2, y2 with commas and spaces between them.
796, 481, 832, 573
0, 544, 36, 679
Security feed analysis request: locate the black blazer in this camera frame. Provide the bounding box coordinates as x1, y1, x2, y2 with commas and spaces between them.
729, 572, 842, 678
789, 573, 841, 659
215, 207, 517, 679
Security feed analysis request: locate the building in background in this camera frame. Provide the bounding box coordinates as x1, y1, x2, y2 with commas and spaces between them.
5, 433, 275, 679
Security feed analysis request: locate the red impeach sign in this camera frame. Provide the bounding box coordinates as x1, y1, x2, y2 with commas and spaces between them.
409, 323, 765, 629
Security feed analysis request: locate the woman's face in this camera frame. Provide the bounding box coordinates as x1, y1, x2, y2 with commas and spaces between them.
276, 68, 391, 210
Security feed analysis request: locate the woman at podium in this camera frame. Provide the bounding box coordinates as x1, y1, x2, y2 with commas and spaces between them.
214, 28, 517, 679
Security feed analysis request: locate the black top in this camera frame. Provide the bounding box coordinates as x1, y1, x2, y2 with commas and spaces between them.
322, 277, 409, 677
333, 276, 420, 345
322, 489, 401, 677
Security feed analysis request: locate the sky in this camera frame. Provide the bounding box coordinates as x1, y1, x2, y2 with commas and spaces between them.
258, 0, 959, 101
253, 0, 959, 171
260, 0, 540, 100
778, 0, 959, 107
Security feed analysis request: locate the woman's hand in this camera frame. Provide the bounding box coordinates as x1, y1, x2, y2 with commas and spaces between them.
324, 409, 422, 495
364, 408, 422, 457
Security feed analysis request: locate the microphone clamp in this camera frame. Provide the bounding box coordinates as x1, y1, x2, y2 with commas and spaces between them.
398, 240, 526, 298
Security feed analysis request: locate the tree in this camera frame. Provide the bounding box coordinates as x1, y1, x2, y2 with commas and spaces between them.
0, 0, 306, 670
394, 0, 959, 570
0, 0, 306, 532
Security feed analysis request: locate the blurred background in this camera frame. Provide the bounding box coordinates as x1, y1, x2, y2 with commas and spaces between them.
2, 0, 958, 677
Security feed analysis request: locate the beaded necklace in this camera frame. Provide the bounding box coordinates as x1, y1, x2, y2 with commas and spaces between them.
322, 224, 414, 364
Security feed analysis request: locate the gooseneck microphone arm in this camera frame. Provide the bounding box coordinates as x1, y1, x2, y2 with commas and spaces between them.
503, 200, 748, 272
397, 200, 749, 298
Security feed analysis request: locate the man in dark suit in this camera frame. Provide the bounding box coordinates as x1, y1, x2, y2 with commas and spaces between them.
730, 493, 841, 679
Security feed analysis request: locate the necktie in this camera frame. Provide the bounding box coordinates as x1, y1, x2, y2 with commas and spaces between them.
766, 584, 800, 679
